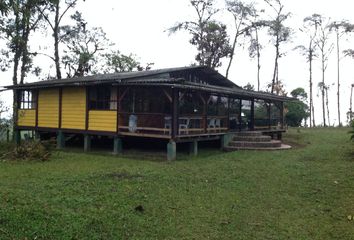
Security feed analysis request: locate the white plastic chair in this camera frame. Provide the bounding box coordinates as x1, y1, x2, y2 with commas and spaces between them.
179, 118, 190, 135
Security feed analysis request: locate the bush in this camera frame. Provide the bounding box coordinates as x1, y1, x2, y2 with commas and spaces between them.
349, 121, 354, 141
1, 140, 53, 161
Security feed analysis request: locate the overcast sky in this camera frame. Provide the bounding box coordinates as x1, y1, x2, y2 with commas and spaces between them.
1, 0, 354, 125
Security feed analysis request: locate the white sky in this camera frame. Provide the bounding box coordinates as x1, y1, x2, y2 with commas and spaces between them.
1, 0, 354, 125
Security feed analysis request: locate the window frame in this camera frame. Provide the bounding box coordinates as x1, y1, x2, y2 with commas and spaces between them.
19, 90, 37, 110
88, 85, 117, 111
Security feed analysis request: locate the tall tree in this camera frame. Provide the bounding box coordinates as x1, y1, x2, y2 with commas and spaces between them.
169, 0, 231, 69
246, 14, 265, 91
37, 0, 79, 79
263, 0, 291, 94
193, 21, 232, 69
60, 11, 111, 77
344, 49, 354, 123
317, 82, 332, 126
100, 50, 140, 74
225, 0, 256, 78
295, 14, 321, 127
329, 20, 354, 126
315, 15, 333, 127
1, 0, 45, 134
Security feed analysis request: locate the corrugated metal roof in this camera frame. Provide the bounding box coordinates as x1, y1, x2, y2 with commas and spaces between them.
5, 66, 239, 89
3, 65, 294, 101
114, 82, 295, 102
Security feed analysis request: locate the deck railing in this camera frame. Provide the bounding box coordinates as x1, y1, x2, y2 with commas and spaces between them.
117, 112, 230, 138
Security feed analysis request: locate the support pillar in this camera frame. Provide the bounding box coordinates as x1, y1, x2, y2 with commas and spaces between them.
113, 136, 123, 155
250, 99, 255, 131
56, 131, 65, 149
188, 140, 198, 156
280, 102, 284, 129
84, 134, 91, 152
221, 133, 233, 149
34, 131, 40, 141
167, 140, 176, 161
238, 99, 242, 131
267, 102, 271, 129
14, 129, 21, 145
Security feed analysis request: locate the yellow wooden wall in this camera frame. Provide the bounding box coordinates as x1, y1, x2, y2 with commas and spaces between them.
38, 89, 59, 128
61, 87, 86, 130
17, 109, 36, 127
88, 110, 117, 132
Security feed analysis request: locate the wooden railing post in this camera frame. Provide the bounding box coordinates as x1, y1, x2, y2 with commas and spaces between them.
238, 99, 242, 131
250, 99, 255, 131
171, 88, 179, 139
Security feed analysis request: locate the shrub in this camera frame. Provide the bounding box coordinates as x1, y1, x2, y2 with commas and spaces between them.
1, 140, 52, 161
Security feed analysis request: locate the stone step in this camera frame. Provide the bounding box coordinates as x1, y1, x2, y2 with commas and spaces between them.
228, 140, 282, 148
233, 135, 272, 142
233, 131, 262, 137
224, 144, 292, 151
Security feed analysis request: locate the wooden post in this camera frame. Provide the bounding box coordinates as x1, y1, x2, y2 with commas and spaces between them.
35, 90, 39, 128
171, 88, 179, 139
267, 102, 271, 129
113, 136, 123, 155
238, 99, 242, 131
56, 130, 65, 149
58, 88, 62, 129
85, 87, 89, 131
250, 99, 255, 131
34, 131, 40, 141
227, 96, 230, 131
116, 87, 120, 133
167, 140, 176, 161
84, 134, 91, 152
204, 95, 208, 133
280, 101, 284, 129
188, 140, 198, 156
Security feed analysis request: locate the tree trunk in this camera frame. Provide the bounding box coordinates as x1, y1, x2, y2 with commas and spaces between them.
225, 32, 238, 78
326, 87, 330, 126
256, 28, 261, 92
225, 15, 243, 79
321, 54, 326, 127
309, 49, 313, 128
54, 1, 62, 79
271, 36, 280, 94
12, 54, 20, 134
336, 31, 341, 126
12, 0, 21, 135
19, 36, 29, 84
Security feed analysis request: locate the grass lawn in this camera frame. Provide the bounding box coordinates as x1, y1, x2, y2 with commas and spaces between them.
0, 128, 353, 239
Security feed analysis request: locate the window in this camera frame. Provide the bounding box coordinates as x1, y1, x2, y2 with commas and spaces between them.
179, 91, 204, 115
89, 86, 117, 110
120, 88, 171, 114
19, 90, 37, 109
207, 95, 228, 116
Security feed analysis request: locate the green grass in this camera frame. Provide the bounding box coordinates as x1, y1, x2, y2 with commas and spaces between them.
0, 128, 353, 239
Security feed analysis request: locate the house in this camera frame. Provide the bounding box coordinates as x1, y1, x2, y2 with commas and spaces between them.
6, 66, 293, 160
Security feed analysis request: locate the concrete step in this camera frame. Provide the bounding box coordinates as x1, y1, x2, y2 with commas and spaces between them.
233, 131, 262, 137
224, 144, 292, 151
233, 135, 272, 142
228, 140, 282, 148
